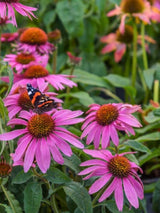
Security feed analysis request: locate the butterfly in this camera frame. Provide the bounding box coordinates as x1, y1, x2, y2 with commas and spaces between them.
27, 84, 59, 114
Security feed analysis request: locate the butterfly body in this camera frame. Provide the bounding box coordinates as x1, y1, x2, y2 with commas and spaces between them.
27, 84, 58, 114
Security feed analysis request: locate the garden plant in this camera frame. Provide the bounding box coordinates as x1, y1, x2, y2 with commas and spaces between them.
0, 0, 160, 213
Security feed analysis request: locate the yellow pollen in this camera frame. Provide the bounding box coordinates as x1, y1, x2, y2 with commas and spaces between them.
18, 91, 33, 110
116, 25, 133, 44
20, 27, 48, 45
16, 53, 35, 65
28, 114, 55, 138
108, 156, 131, 178
96, 104, 119, 126
24, 65, 49, 78
121, 0, 145, 14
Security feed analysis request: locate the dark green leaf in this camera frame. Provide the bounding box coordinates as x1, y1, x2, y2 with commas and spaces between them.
104, 74, 130, 88
12, 170, 32, 184
63, 182, 93, 213
24, 182, 42, 213
152, 180, 160, 213
69, 92, 94, 106
63, 153, 81, 173
143, 68, 155, 89
124, 140, 151, 153
139, 149, 160, 166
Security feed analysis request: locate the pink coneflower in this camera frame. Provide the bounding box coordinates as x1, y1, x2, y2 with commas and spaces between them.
0, 17, 14, 26
0, 1, 37, 27
101, 25, 156, 62
12, 64, 77, 91
81, 103, 142, 148
147, 0, 160, 21
4, 84, 63, 119
1, 32, 18, 42
0, 110, 84, 173
107, 0, 153, 34
4, 52, 49, 74
18, 27, 55, 54
67, 52, 82, 65
79, 149, 144, 211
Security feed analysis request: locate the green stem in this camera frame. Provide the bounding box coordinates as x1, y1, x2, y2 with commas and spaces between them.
53, 45, 57, 74
153, 80, 159, 103
0, 26, 2, 58
50, 189, 59, 213
131, 23, 138, 88
138, 68, 149, 104
31, 168, 50, 190
141, 23, 148, 70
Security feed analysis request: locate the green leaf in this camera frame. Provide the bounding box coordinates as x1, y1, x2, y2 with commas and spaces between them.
143, 68, 155, 89
63, 182, 93, 213
124, 140, 151, 153
63, 69, 110, 88
63, 153, 81, 173
152, 180, 160, 213
12, 170, 32, 184
109, 0, 121, 4
43, 10, 56, 32
0, 204, 12, 213
136, 120, 160, 134
136, 132, 160, 142
139, 149, 160, 166
104, 74, 130, 88
69, 92, 94, 106
143, 111, 160, 123
45, 167, 71, 184
56, 0, 85, 37
1, 186, 22, 213
0, 97, 8, 121
24, 182, 42, 213
4, 65, 13, 98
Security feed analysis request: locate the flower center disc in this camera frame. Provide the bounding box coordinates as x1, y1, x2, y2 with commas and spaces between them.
108, 156, 131, 178
16, 53, 35, 65
18, 91, 33, 110
24, 65, 49, 78
96, 104, 119, 126
28, 114, 55, 138
121, 0, 145, 14
116, 25, 133, 43
0, 161, 12, 177
20, 27, 48, 45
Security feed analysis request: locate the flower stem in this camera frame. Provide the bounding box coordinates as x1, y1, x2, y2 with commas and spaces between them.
131, 22, 138, 88
141, 23, 148, 70
53, 45, 57, 74
153, 80, 159, 103
31, 168, 50, 190
0, 26, 2, 58
50, 193, 59, 213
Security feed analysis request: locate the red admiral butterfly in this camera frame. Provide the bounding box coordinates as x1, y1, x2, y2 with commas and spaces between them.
27, 84, 58, 114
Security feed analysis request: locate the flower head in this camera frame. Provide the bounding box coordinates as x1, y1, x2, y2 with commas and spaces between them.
4, 52, 49, 74
48, 29, 61, 43
1, 32, 18, 42
18, 27, 55, 54
4, 84, 62, 119
81, 103, 142, 148
0, 158, 12, 177
12, 64, 77, 91
67, 52, 82, 65
0, 110, 84, 173
0, 0, 37, 27
107, 0, 153, 33
79, 149, 144, 211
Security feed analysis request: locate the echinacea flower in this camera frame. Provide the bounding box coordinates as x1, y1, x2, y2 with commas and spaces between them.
79, 149, 144, 211
0, 158, 12, 177
0, 17, 14, 26
12, 64, 77, 91
48, 29, 61, 43
101, 25, 156, 62
81, 103, 142, 148
0, 1, 37, 27
0, 110, 84, 173
1, 32, 18, 42
67, 52, 82, 65
4, 84, 63, 119
4, 52, 49, 74
18, 27, 55, 54
147, 0, 160, 21
107, 0, 153, 34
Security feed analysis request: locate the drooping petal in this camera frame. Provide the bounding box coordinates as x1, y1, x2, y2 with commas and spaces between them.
114, 178, 124, 211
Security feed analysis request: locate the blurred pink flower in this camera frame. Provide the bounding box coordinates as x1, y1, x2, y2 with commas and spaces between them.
0, 17, 14, 26
0, 1, 37, 27
4, 52, 49, 74
147, 0, 160, 21
0, 110, 84, 173
101, 25, 156, 62
18, 27, 55, 54
4, 84, 62, 119
1, 32, 18, 42
81, 103, 142, 148
79, 149, 144, 211
107, 0, 153, 33
12, 64, 77, 91
67, 52, 82, 65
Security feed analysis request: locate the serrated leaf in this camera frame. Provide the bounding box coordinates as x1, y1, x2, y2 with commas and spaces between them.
12, 170, 32, 184
63, 153, 81, 173
152, 180, 160, 213
1, 186, 22, 213
0, 204, 13, 213
69, 92, 94, 106
57, 0, 85, 37
124, 140, 151, 153
63, 182, 93, 213
45, 167, 71, 184
136, 132, 160, 142
24, 182, 42, 213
